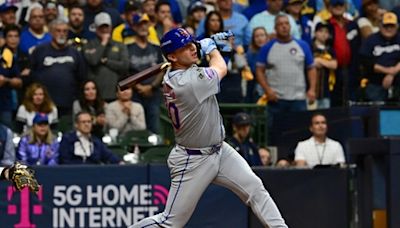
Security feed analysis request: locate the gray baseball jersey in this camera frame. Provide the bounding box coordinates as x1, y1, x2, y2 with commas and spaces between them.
129, 65, 287, 228
162, 65, 225, 148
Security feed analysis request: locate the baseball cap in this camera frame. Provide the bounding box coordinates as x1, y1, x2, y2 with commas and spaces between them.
232, 112, 252, 125
33, 113, 49, 125
330, 0, 345, 5
125, 0, 140, 12
382, 12, 398, 25
133, 13, 150, 24
0, 2, 18, 13
315, 22, 330, 31
94, 12, 112, 27
287, 0, 304, 4
188, 1, 207, 14
160, 28, 195, 55
45, 0, 58, 9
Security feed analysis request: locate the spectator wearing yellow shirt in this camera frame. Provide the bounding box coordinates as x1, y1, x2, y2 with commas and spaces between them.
112, 1, 159, 45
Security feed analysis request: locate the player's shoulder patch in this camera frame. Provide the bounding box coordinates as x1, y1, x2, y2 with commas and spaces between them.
198, 67, 217, 80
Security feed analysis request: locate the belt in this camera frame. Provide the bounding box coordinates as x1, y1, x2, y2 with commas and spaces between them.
179, 143, 222, 155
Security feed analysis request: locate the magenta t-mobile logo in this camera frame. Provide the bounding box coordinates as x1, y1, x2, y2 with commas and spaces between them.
7, 186, 43, 228
152, 185, 169, 205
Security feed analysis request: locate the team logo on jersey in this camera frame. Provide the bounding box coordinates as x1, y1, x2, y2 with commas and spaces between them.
289, 48, 297, 55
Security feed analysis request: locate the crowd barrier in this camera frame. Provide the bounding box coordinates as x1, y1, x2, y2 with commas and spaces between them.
0, 165, 351, 228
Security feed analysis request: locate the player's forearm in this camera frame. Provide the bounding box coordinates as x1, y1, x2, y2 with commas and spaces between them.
208, 49, 227, 79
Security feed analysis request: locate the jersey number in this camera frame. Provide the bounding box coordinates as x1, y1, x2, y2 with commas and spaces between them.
168, 102, 181, 129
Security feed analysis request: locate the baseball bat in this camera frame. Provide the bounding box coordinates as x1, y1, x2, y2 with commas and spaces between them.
118, 62, 171, 90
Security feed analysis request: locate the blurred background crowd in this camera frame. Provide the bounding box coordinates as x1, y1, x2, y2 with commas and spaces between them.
0, 0, 399, 168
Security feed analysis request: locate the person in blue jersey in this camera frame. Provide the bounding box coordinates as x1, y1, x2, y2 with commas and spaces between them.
359, 12, 400, 101
30, 19, 86, 117
20, 7, 52, 55
17, 113, 59, 166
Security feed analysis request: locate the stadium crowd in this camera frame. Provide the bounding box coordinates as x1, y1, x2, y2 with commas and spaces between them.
0, 0, 399, 167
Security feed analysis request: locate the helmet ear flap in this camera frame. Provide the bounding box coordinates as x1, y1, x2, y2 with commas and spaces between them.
194, 41, 202, 59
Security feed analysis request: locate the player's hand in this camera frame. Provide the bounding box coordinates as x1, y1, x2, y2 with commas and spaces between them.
306, 89, 316, 103
199, 38, 217, 55
266, 88, 278, 102
210, 30, 234, 41
136, 84, 153, 97
382, 74, 395, 89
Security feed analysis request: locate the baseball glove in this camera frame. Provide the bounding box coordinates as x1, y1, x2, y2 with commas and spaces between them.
8, 162, 40, 193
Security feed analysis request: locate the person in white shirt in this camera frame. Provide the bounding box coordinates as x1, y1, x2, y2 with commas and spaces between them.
295, 113, 345, 168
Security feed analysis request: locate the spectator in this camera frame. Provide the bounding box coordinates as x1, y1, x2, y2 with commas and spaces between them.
0, 31, 22, 127
256, 15, 316, 144
68, 5, 92, 51
154, 1, 176, 41
16, 83, 58, 134
30, 19, 86, 117
226, 112, 262, 166
106, 87, 146, 137
83, 12, 129, 102
247, 0, 301, 42
185, 1, 207, 33
0, 123, 15, 166
359, 12, 400, 102
58, 111, 122, 164
73, 80, 107, 138
140, 0, 157, 24
127, 14, 164, 134
4, 25, 30, 79
197, 11, 224, 40
83, 0, 123, 38
294, 113, 345, 168
312, 22, 337, 109
20, 6, 52, 55
197, 0, 249, 47
246, 27, 270, 103
43, 0, 60, 25
259, 147, 272, 166
17, 113, 59, 165
112, 1, 159, 45
285, 0, 313, 47
358, 0, 381, 39
0, 2, 18, 47
326, 0, 352, 107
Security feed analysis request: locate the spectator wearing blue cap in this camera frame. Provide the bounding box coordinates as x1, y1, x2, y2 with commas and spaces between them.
226, 112, 262, 166
0, 2, 18, 40
17, 113, 59, 166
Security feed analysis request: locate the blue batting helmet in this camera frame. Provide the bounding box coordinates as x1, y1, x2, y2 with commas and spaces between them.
160, 28, 195, 55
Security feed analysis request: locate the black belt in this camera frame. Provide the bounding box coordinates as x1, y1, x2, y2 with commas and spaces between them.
185, 144, 222, 155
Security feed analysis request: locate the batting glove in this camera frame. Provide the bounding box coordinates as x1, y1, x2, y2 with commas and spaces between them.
210, 30, 234, 41
199, 38, 217, 55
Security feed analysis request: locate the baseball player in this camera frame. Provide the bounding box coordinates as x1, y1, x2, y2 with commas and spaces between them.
129, 28, 287, 228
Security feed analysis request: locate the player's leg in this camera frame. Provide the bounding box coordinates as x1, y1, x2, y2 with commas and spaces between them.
129, 146, 219, 228
213, 142, 288, 228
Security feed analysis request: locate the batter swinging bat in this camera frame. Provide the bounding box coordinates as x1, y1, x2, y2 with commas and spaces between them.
118, 62, 171, 90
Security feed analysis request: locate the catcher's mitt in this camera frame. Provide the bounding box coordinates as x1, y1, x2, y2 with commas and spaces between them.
8, 162, 40, 193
